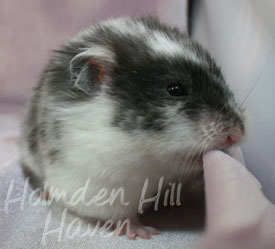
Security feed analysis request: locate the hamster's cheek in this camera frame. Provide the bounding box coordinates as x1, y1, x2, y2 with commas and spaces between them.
161, 117, 201, 152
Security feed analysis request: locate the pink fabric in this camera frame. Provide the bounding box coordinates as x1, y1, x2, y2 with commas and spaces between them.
193, 149, 275, 249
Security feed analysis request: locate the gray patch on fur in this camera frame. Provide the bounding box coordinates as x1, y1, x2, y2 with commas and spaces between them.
48, 149, 59, 164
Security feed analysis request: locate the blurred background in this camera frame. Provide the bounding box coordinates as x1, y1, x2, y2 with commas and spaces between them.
191, 0, 275, 204
0, 0, 274, 203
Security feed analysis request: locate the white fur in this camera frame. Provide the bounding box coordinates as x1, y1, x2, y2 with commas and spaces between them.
38, 93, 176, 220
147, 32, 183, 56
102, 18, 202, 64
102, 17, 147, 37
147, 32, 202, 63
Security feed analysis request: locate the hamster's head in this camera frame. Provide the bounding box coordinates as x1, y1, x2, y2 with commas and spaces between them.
68, 17, 245, 155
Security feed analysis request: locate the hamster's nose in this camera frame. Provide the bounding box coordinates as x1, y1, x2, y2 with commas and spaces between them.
226, 125, 244, 145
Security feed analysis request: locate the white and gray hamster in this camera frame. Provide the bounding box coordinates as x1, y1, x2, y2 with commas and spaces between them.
19, 16, 245, 239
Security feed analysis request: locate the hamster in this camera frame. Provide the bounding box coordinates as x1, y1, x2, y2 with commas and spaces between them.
19, 16, 245, 239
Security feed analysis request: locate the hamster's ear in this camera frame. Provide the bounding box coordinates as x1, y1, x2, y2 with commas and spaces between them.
70, 45, 114, 94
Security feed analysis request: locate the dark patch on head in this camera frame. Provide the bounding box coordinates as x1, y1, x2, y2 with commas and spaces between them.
41, 16, 191, 104
107, 45, 231, 132
35, 16, 240, 134
175, 62, 232, 119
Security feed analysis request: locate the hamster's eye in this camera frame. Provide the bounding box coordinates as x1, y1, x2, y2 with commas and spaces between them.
167, 84, 188, 97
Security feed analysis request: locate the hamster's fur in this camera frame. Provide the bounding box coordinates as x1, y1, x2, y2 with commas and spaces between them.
19, 16, 245, 237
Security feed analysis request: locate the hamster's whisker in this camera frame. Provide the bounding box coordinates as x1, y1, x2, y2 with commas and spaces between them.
182, 142, 203, 184
178, 144, 195, 183
240, 41, 274, 108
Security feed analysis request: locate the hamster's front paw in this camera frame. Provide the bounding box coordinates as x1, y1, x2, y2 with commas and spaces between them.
115, 217, 159, 240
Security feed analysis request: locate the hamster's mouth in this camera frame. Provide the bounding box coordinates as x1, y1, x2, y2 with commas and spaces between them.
181, 139, 239, 168
204, 134, 242, 152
